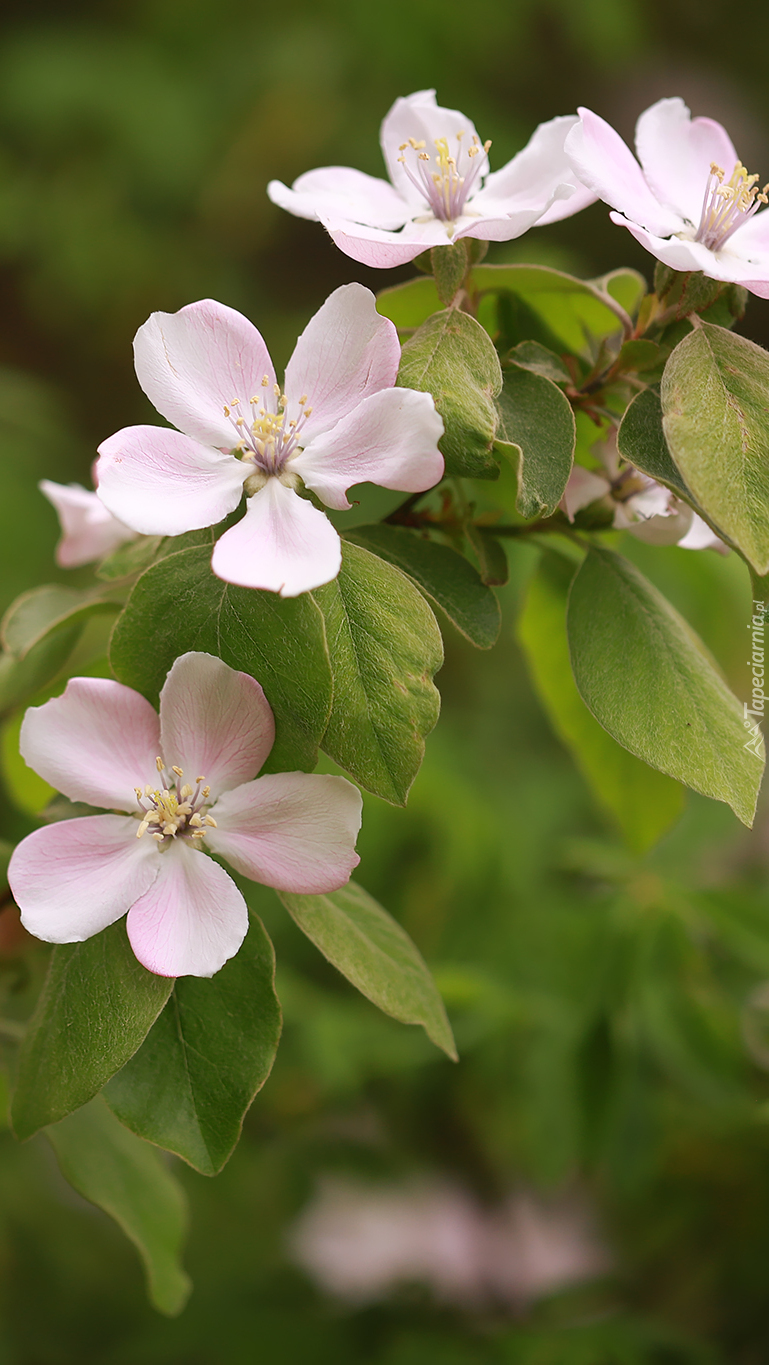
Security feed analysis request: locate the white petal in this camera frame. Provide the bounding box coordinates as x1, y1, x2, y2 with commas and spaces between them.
560, 467, 610, 521
380, 90, 486, 211
126, 841, 248, 978
565, 109, 682, 238
455, 206, 562, 242
211, 479, 342, 596
208, 772, 362, 893
677, 512, 729, 553
611, 213, 753, 279
474, 115, 597, 223
39, 481, 136, 567
292, 388, 444, 511
624, 505, 694, 546
320, 214, 451, 268
134, 299, 276, 450
20, 677, 161, 809
96, 425, 246, 536
268, 167, 411, 229
284, 283, 400, 444
159, 651, 275, 797
9, 815, 159, 944
635, 97, 739, 225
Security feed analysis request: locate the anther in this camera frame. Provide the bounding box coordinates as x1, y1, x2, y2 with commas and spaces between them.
172, 766, 183, 778
155, 757, 164, 772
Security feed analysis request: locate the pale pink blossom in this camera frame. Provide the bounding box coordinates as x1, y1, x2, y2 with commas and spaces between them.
95, 284, 444, 596
268, 90, 596, 269
565, 97, 769, 297
8, 652, 362, 978
560, 459, 727, 552
40, 479, 136, 568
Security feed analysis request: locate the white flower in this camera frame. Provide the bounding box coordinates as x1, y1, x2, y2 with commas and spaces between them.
95, 284, 444, 597
565, 97, 769, 297
8, 652, 362, 978
268, 90, 596, 269
40, 479, 136, 567
561, 453, 727, 552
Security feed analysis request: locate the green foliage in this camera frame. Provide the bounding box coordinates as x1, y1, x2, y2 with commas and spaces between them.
397, 308, 502, 479
47, 1097, 191, 1316
495, 365, 576, 518
431, 242, 471, 306
12, 922, 172, 1140
109, 544, 332, 774
1, 583, 120, 658
376, 277, 443, 332
312, 541, 443, 805
345, 524, 501, 649
505, 340, 572, 384
470, 264, 645, 357
0, 623, 81, 718
567, 547, 763, 826
277, 880, 456, 1058
617, 387, 691, 499
104, 913, 281, 1176
518, 550, 685, 852
661, 322, 769, 573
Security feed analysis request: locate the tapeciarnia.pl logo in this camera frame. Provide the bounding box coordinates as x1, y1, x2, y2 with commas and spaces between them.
744, 599, 766, 758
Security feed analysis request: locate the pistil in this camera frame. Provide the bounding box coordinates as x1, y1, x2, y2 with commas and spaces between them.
695, 161, 768, 251
397, 130, 491, 224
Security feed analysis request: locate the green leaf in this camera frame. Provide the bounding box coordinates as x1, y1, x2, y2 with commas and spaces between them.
397, 308, 502, 479
464, 524, 509, 586
277, 880, 456, 1059
566, 546, 763, 826
661, 321, 769, 573
495, 366, 576, 518
470, 263, 642, 356
46, 1097, 191, 1316
109, 545, 332, 774
518, 550, 684, 852
431, 242, 470, 305
376, 276, 442, 332
11, 922, 172, 1140
104, 912, 281, 1176
506, 340, 571, 385
344, 524, 500, 649
617, 388, 691, 499
312, 541, 442, 804
95, 536, 163, 582
0, 624, 81, 718
1, 584, 119, 659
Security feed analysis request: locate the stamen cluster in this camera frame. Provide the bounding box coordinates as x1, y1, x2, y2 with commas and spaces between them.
223, 376, 313, 475
397, 131, 491, 223
696, 160, 769, 251
135, 758, 217, 846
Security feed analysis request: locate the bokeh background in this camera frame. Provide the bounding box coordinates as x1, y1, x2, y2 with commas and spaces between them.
2, 0, 769, 1360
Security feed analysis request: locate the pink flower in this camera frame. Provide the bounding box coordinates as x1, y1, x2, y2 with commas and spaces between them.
95, 284, 444, 597
565, 97, 769, 297
8, 652, 363, 978
561, 461, 727, 552
40, 479, 136, 568
268, 90, 596, 269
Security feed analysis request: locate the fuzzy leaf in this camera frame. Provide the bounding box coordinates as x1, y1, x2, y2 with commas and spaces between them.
495, 366, 575, 518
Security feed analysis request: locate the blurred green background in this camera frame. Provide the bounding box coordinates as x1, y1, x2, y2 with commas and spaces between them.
3, 0, 769, 1360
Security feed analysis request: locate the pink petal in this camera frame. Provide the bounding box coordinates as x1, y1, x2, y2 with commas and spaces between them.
634, 97, 739, 225
624, 505, 694, 546
133, 300, 277, 451
611, 213, 752, 279
456, 207, 563, 242
320, 214, 451, 269
211, 478, 342, 596
207, 772, 362, 893
267, 166, 411, 229
284, 283, 401, 445
20, 677, 161, 809
291, 388, 444, 511
565, 109, 682, 238
159, 651, 275, 797
726, 207, 769, 256
560, 467, 609, 521
474, 115, 597, 224
380, 90, 486, 211
39, 481, 136, 567
126, 841, 248, 977
677, 512, 729, 553
96, 425, 246, 536
9, 815, 159, 944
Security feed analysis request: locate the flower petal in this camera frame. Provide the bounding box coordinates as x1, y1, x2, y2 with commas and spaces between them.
380, 90, 486, 211
560, 466, 610, 521
159, 651, 275, 797
634, 97, 739, 225
474, 115, 597, 224
611, 213, 754, 279
126, 842, 248, 977
133, 299, 277, 450
211, 478, 342, 596
284, 283, 401, 444
565, 109, 682, 237
9, 815, 159, 944
291, 388, 444, 511
320, 214, 451, 268
677, 512, 729, 553
21, 677, 161, 809
267, 166, 411, 229
39, 481, 136, 567
207, 772, 362, 893
96, 425, 246, 536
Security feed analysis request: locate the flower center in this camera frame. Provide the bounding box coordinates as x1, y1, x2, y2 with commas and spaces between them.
397, 131, 491, 224
695, 161, 768, 251
135, 759, 217, 848
223, 377, 313, 477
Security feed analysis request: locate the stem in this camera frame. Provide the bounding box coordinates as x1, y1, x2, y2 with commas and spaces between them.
383, 490, 430, 525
